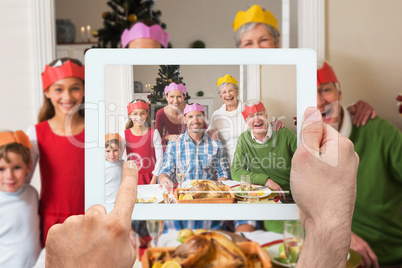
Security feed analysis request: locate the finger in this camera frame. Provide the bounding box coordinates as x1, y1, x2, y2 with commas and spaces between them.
348, 105, 356, 115
85, 204, 107, 216
278, 186, 284, 199
354, 103, 366, 127
360, 250, 372, 268
111, 160, 138, 219
367, 247, 379, 268
300, 107, 324, 156
371, 110, 377, 119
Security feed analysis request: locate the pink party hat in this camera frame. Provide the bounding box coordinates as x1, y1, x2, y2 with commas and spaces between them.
183, 103, 204, 116
121, 22, 170, 48
164, 82, 187, 96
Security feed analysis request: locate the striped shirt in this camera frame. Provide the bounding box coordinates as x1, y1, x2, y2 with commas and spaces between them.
159, 131, 230, 181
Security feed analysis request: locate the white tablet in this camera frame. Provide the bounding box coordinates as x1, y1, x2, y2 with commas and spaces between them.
85, 48, 316, 220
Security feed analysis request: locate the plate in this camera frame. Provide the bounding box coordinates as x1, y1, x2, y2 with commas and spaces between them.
231, 185, 272, 199
158, 230, 232, 247
136, 194, 163, 204
264, 241, 353, 267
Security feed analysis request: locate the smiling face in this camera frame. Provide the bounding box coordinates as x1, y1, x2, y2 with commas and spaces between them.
0, 152, 31, 193
317, 82, 342, 128
129, 108, 149, 127
105, 143, 121, 163
166, 90, 185, 109
44, 77, 85, 116
240, 23, 279, 48
220, 83, 239, 107
246, 110, 269, 136
128, 38, 161, 48
184, 110, 205, 134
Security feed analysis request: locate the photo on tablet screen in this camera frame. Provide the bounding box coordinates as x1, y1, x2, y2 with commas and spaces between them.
85, 49, 316, 221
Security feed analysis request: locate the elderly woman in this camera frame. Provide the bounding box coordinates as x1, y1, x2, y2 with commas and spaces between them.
233, 4, 280, 48
232, 4, 376, 124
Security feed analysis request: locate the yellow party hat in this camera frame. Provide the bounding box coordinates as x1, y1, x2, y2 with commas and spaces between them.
232, 5, 279, 32
216, 74, 238, 87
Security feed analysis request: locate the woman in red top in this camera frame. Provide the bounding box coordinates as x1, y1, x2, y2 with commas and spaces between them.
27, 57, 85, 247
123, 99, 163, 185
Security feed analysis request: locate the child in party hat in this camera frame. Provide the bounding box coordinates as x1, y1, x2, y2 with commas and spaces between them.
121, 99, 163, 184
26, 57, 85, 247
0, 130, 41, 267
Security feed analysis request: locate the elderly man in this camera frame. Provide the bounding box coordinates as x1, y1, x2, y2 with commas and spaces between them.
231, 100, 297, 200
318, 61, 402, 268
158, 103, 229, 183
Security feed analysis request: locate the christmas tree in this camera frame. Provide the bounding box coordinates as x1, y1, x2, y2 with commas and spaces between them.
148, 65, 191, 104
93, 0, 166, 48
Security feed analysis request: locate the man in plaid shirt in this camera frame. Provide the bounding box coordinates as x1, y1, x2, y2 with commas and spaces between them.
158, 103, 230, 184
158, 103, 257, 233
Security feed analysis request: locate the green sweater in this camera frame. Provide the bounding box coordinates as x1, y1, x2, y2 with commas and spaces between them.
349, 117, 402, 265
264, 117, 402, 265
231, 127, 297, 193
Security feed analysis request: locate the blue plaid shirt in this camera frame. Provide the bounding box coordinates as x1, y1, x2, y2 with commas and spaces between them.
159, 131, 230, 181
163, 220, 259, 233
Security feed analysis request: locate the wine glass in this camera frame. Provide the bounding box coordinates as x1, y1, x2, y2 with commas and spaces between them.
283, 220, 305, 268
240, 174, 250, 199
161, 180, 174, 204
176, 166, 185, 188
129, 230, 140, 268
146, 220, 164, 247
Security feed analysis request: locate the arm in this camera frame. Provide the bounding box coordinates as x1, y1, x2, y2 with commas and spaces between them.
152, 129, 163, 176
119, 130, 128, 161
348, 100, 376, 127
291, 107, 359, 268
234, 221, 257, 232
158, 142, 177, 183
155, 109, 167, 143
25, 125, 38, 184
215, 141, 229, 180
230, 134, 267, 184
46, 161, 139, 267
205, 114, 220, 141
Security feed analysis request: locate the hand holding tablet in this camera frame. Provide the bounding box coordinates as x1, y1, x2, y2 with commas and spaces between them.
45, 161, 139, 268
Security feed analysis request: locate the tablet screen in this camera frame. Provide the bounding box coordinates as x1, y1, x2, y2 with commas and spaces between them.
85, 49, 316, 220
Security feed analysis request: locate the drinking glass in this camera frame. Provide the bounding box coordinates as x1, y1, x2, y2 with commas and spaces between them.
283, 220, 305, 268
176, 166, 185, 188
247, 190, 259, 203
240, 175, 251, 198
146, 220, 164, 247
129, 231, 140, 268
161, 180, 174, 204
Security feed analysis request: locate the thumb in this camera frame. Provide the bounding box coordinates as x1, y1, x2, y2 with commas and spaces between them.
300, 107, 324, 157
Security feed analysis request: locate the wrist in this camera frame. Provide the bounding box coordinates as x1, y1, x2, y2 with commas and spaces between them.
298, 219, 351, 267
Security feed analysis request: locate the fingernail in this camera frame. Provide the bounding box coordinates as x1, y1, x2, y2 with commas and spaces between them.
126, 160, 136, 169
304, 107, 321, 122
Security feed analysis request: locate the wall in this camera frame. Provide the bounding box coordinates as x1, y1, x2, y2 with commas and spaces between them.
0, 0, 42, 192
327, 0, 402, 130
261, 65, 297, 132
55, 0, 107, 43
